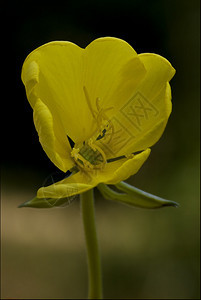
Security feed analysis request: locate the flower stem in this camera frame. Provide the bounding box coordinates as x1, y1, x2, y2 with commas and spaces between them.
80, 189, 103, 299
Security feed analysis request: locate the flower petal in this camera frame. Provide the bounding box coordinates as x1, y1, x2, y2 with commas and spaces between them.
21, 41, 93, 145
37, 171, 95, 199
102, 148, 151, 184
120, 82, 173, 155
122, 54, 175, 154
137, 53, 175, 98
83, 37, 146, 119
33, 98, 74, 171
97, 53, 175, 158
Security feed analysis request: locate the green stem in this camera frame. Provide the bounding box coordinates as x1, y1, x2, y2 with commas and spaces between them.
80, 189, 103, 299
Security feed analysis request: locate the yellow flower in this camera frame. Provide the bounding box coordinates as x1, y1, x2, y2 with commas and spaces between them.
21, 37, 175, 201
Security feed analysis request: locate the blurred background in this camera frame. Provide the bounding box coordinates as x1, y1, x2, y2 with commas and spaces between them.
2, 0, 200, 299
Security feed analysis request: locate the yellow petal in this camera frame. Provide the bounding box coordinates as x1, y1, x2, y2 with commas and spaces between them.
137, 53, 175, 98
21, 42, 93, 171
37, 171, 95, 199
101, 149, 151, 184
33, 98, 74, 172
97, 53, 175, 158
21, 41, 93, 145
119, 82, 173, 155
84, 37, 146, 120
22, 60, 39, 106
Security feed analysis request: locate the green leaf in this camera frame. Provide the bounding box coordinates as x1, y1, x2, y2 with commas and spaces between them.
18, 195, 76, 208
97, 181, 179, 209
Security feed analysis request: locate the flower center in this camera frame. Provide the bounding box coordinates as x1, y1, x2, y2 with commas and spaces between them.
70, 87, 115, 172
71, 139, 107, 171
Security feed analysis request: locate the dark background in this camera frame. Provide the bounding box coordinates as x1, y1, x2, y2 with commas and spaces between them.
2, 0, 200, 299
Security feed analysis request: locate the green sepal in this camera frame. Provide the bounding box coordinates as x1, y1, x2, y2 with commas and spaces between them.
18, 195, 75, 208
97, 181, 179, 209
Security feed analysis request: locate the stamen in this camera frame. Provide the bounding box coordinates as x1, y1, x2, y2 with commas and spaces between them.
82, 85, 116, 161
83, 86, 114, 141
96, 128, 106, 140
88, 139, 107, 164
